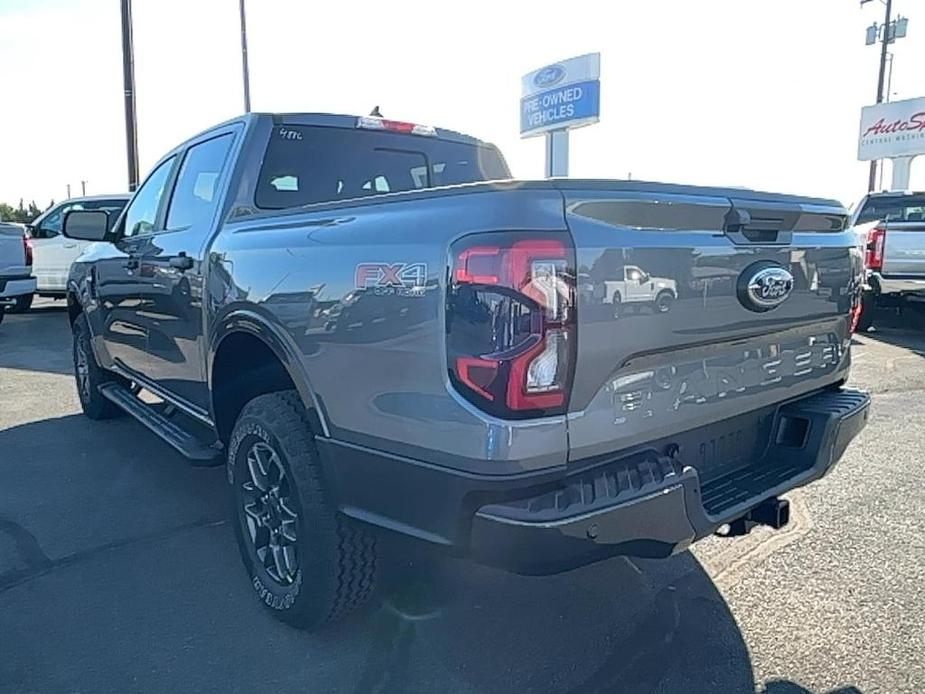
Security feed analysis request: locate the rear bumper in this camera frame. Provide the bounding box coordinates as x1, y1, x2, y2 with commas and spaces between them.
317, 388, 869, 575
868, 272, 925, 296
0, 276, 37, 302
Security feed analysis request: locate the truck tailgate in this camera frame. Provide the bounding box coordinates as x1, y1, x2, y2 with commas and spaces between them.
881, 222, 925, 276
558, 181, 861, 468
0, 224, 29, 277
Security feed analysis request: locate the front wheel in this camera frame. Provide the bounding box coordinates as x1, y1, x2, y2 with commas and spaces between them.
654, 291, 675, 313
229, 391, 377, 630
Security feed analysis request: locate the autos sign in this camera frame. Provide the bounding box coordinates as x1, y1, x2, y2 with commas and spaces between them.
858, 96, 925, 161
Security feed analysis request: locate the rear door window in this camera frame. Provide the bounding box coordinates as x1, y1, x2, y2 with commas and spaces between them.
165, 133, 234, 230
256, 125, 509, 209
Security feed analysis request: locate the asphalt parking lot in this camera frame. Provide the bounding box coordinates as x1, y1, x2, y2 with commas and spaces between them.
1, 300, 923, 694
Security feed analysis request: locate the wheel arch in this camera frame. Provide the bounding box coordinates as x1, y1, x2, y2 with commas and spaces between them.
210, 309, 329, 443
66, 282, 84, 326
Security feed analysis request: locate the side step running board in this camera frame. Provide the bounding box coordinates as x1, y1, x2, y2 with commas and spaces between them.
99, 383, 223, 465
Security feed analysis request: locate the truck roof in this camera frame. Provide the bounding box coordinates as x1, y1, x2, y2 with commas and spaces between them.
54, 194, 131, 203
189, 112, 491, 150
865, 190, 925, 198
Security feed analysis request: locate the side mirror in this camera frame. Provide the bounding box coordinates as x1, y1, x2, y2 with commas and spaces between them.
63, 210, 110, 242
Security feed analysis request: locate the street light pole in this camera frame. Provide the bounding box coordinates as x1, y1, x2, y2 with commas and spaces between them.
239, 0, 251, 112
868, 0, 893, 192
120, 0, 140, 191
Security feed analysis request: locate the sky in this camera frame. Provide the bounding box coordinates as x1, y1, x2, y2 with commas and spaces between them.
1, 0, 924, 210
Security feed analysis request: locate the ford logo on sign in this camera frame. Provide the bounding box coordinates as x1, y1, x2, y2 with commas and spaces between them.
737, 263, 794, 312
533, 65, 566, 89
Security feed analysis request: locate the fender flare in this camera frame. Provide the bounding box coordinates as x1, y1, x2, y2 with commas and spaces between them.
209, 307, 330, 437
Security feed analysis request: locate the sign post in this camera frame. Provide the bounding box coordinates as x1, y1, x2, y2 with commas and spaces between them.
858, 96, 925, 190
521, 53, 601, 178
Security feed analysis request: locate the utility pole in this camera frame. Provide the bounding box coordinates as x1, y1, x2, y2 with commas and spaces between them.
239, 0, 251, 112
120, 0, 140, 191
80, 180, 86, 196
66, 184, 71, 199
868, 0, 893, 192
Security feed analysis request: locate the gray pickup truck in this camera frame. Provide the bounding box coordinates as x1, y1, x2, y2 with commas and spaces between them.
850, 191, 925, 330
0, 222, 36, 324
62, 112, 870, 629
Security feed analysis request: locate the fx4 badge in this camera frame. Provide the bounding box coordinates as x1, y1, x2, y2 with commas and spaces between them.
355, 263, 427, 296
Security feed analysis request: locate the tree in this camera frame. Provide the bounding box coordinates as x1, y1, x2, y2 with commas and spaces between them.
0, 199, 44, 224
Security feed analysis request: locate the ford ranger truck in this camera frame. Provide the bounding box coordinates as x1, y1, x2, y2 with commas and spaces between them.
850, 190, 925, 330
61, 113, 870, 629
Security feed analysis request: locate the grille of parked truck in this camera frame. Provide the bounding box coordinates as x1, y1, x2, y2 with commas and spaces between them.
60, 113, 870, 629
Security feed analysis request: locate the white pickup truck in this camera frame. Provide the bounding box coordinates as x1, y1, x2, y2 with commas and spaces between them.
603, 265, 678, 316
0, 222, 36, 325
851, 191, 925, 330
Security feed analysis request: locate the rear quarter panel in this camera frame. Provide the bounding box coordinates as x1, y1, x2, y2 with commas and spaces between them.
207, 184, 571, 474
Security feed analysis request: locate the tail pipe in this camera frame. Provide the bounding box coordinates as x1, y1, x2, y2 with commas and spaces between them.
718, 497, 791, 538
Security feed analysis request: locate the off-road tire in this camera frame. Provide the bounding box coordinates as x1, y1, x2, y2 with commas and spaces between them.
72, 313, 125, 419
229, 390, 377, 630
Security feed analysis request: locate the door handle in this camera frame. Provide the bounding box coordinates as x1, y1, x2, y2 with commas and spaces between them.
169, 252, 194, 271
124, 258, 139, 270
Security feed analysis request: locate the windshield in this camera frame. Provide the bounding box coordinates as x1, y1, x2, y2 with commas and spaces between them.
855, 194, 925, 224
256, 125, 510, 209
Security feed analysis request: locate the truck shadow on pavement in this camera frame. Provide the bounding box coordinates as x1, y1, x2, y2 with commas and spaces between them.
0, 305, 74, 376
0, 412, 864, 694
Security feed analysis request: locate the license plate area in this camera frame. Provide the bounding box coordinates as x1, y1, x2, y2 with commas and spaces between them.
671, 408, 775, 483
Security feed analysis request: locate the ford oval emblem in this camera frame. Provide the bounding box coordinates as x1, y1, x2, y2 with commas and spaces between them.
737, 263, 794, 312
533, 65, 566, 89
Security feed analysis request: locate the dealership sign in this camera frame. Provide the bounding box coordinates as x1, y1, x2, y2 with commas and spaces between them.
858, 96, 925, 161
520, 53, 601, 138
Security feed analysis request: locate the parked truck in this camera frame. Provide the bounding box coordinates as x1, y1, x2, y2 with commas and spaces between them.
851, 190, 925, 330
13, 194, 130, 312
62, 113, 870, 629
0, 222, 36, 325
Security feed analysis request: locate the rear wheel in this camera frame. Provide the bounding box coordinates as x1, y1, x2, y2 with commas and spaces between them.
72, 314, 125, 419
229, 391, 377, 630
8, 293, 33, 314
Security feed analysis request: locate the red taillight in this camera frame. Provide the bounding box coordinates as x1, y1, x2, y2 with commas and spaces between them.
23, 232, 33, 266
355, 116, 437, 137
447, 232, 575, 417
865, 226, 886, 270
